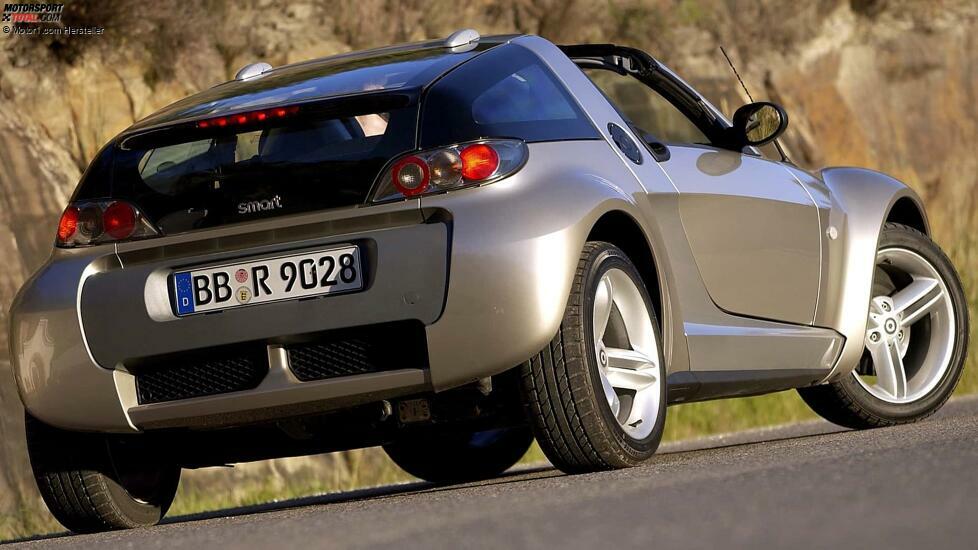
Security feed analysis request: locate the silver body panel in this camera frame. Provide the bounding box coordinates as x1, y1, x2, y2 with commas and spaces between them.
9, 35, 929, 433
668, 145, 821, 325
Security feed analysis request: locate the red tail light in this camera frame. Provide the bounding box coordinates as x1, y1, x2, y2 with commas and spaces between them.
56, 200, 159, 248
371, 140, 527, 203
460, 144, 499, 180
57, 206, 79, 242
103, 201, 137, 239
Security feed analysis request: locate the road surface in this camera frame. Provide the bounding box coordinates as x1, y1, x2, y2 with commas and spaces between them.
10, 397, 978, 549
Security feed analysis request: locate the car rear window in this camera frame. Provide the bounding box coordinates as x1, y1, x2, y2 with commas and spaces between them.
419, 44, 598, 148
135, 45, 488, 130
75, 94, 418, 235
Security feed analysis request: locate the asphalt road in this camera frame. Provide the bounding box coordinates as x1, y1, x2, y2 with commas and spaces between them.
11, 396, 978, 549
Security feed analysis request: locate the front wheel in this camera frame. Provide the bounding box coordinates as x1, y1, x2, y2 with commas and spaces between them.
520, 241, 666, 473
799, 223, 969, 428
26, 414, 181, 533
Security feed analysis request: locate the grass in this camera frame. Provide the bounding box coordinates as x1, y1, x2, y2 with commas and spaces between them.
170, 449, 414, 517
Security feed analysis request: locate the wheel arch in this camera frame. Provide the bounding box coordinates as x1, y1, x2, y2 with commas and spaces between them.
586, 210, 662, 324
885, 196, 930, 236
817, 167, 930, 382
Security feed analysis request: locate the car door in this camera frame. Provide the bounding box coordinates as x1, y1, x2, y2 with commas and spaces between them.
583, 67, 822, 326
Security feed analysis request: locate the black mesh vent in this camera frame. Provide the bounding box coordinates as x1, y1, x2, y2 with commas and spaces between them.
287, 322, 427, 382
133, 346, 268, 405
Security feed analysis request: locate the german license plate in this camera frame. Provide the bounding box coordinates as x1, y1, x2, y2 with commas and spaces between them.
172, 246, 362, 316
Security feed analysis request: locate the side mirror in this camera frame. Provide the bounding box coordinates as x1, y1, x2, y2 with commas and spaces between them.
732, 102, 788, 147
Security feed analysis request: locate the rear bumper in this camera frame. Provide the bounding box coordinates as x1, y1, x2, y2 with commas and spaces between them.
9, 193, 563, 433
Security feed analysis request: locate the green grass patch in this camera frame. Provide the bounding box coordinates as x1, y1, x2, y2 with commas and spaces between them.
0, 508, 60, 543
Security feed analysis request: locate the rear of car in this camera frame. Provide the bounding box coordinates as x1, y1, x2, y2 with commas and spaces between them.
10, 33, 638, 533
11, 35, 605, 434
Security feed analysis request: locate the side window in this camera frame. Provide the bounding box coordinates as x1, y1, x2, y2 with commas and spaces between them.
420, 44, 599, 148
471, 63, 580, 125
584, 69, 708, 145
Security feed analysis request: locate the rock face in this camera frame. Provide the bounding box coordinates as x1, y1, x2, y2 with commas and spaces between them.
0, 0, 975, 528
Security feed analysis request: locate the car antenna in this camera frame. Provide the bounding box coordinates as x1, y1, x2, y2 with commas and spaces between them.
720, 46, 791, 163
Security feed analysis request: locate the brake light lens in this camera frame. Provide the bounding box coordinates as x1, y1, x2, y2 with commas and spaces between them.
196, 105, 300, 129
56, 200, 159, 248
460, 144, 499, 180
371, 139, 527, 203
57, 206, 79, 242
103, 201, 137, 239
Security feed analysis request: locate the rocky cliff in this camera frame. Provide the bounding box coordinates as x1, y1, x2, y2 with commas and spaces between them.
1, 0, 975, 531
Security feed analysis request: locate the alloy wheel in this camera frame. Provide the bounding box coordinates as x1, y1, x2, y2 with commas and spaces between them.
591, 267, 662, 439
855, 247, 956, 403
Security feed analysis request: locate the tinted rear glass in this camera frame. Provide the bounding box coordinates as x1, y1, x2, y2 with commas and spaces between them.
135, 44, 489, 130
420, 44, 598, 147
76, 93, 417, 234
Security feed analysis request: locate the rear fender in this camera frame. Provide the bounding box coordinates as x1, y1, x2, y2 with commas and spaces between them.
420, 140, 663, 390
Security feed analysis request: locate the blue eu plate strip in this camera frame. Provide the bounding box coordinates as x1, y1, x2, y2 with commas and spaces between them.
174, 272, 195, 315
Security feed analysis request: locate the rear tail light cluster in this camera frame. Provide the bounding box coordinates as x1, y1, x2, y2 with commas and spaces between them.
56, 200, 160, 248
371, 139, 527, 203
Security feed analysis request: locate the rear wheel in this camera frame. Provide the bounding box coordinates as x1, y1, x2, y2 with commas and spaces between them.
26, 414, 181, 533
799, 223, 968, 428
383, 426, 533, 483
519, 241, 666, 473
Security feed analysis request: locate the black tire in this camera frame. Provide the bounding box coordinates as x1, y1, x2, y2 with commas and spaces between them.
383, 426, 533, 483
519, 241, 666, 473
26, 413, 181, 533
798, 223, 969, 429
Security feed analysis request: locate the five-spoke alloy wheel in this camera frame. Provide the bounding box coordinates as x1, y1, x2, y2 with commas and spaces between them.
857, 247, 956, 403
799, 223, 969, 428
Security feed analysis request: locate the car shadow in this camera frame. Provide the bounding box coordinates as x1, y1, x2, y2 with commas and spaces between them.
658, 420, 848, 455
1, 465, 560, 545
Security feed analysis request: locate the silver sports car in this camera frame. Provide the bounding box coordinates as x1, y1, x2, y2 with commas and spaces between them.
9, 30, 968, 532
